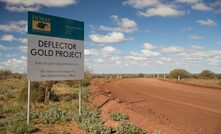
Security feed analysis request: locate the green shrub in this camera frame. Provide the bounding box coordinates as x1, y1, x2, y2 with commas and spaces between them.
111, 113, 128, 121
8, 122, 38, 134
93, 125, 113, 134
4, 112, 27, 126
169, 69, 191, 79
116, 122, 147, 134
40, 107, 73, 124
199, 70, 216, 79
74, 109, 102, 132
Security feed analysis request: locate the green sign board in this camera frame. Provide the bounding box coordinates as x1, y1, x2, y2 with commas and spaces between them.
28, 11, 84, 40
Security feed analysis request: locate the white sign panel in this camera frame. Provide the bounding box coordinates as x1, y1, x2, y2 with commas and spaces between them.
27, 12, 84, 81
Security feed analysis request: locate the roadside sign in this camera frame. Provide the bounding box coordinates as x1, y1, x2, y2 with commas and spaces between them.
27, 11, 84, 81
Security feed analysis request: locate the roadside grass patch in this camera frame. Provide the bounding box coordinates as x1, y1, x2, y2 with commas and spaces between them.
8, 122, 38, 134
74, 109, 150, 134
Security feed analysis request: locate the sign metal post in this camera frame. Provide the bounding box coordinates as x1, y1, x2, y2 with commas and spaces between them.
79, 81, 82, 115
27, 81, 31, 124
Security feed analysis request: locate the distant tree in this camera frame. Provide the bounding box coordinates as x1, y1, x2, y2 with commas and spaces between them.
191, 74, 199, 79
199, 70, 216, 79
0, 69, 12, 79
138, 73, 145, 77
169, 69, 191, 79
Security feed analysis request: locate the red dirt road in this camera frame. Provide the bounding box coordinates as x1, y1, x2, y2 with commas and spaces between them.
103, 78, 221, 134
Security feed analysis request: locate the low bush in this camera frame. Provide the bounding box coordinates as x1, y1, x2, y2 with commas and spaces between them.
40, 107, 73, 124
4, 111, 27, 126
74, 109, 113, 134
111, 113, 128, 121
116, 122, 147, 134
73, 108, 104, 132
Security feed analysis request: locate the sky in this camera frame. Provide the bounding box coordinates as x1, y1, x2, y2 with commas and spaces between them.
0, 0, 221, 74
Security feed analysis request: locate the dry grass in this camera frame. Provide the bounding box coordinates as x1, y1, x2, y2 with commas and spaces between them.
181, 79, 221, 88
53, 83, 78, 95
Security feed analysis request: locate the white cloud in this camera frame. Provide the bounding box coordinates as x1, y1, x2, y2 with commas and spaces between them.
176, 0, 202, 4
122, 0, 160, 9
126, 48, 160, 62
1, 34, 14, 41
216, 41, 221, 45
17, 45, 27, 52
1, 0, 78, 12
161, 46, 185, 53
138, 4, 185, 17
0, 20, 27, 34
143, 42, 155, 49
95, 59, 105, 64
208, 59, 221, 66
176, 0, 211, 11
5, 54, 17, 58
85, 46, 119, 57
0, 44, 9, 50
6, 5, 40, 12
1, 34, 27, 44
196, 19, 217, 26
191, 2, 211, 11
0, 57, 27, 73
85, 43, 221, 73
189, 35, 203, 40
181, 27, 194, 31
100, 46, 119, 53
126, 55, 147, 61
211, 1, 221, 14
84, 49, 98, 56
89, 32, 125, 44
191, 45, 204, 50
99, 15, 138, 33
141, 49, 160, 57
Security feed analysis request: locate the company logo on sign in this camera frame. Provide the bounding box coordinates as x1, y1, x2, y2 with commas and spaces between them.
32, 15, 51, 32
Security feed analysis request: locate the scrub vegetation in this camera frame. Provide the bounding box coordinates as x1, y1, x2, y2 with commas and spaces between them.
0, 68, 220, 133
0, 69, 91, 134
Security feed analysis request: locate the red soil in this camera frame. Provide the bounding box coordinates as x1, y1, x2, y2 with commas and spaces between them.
92, 78, 221, 134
